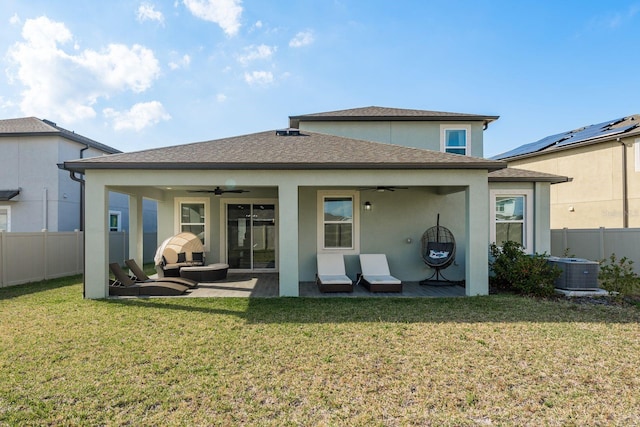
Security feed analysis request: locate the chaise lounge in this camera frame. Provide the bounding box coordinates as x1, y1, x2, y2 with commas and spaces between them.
109, 263, 190, 296
316, 253, 353, 292
357, 254, 403, 293
125, 259, 198, 288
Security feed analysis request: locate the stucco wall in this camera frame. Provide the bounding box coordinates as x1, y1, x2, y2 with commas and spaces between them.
298, 121, 485, 158
488, 181, 551, 254
0, 136, 59, 231
509, 138, 639, 228
297, 186, 467, 282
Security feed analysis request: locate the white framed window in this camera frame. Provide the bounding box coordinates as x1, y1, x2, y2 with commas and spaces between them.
0, 206, 11, 232
175, 197, 208, 247
108, 210, 121, 232
317, 190, 360, 254
490, 189, 534, 253
635, 138, 640, 172
440, 124, 471, 155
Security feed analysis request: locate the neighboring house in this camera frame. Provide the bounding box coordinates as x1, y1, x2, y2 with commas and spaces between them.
62, 106, 565, 299
493, 115, 640, 229
0, 117, 156, 233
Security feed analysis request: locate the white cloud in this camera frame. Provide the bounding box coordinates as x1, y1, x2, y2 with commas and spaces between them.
103, 101, 171, 131
289, 30, 314, 48
183, 0, 242, 36
254, 20, 262, 29
6, 16, 160, 123
169, 54, 191, 70
9, 13, 21, 25
137, 3, 165, 24
216, 93, 227, 102
244, 70, 273, 86
236, 44, 276, 66
76, 44, 160, 93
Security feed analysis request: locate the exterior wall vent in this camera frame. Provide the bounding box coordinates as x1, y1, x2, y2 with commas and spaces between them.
276, 128, 301, 136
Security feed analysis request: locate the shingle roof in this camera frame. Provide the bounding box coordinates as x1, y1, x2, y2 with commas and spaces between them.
289, 106, 499, 127
493, 114, 640, 160
488, 167, 568, 183
0, 117, 121, 154
63, 130, 506, 173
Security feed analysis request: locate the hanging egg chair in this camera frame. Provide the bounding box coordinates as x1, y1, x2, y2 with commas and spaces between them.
419, 214, 457, 286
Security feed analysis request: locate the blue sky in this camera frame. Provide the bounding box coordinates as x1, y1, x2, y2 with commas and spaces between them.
1, 1, 639, 156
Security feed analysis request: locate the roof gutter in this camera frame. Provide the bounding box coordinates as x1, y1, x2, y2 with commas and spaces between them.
62, 161, 507, 173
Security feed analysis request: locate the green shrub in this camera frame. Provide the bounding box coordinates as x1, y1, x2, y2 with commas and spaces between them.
598, 254, 640, 298
489, 241, 560, 297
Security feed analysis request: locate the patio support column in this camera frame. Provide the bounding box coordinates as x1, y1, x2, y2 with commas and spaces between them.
278, 182, 299, 296
128, 195, 144, 265
465, 179, 489, 296
84, 177, 109, 299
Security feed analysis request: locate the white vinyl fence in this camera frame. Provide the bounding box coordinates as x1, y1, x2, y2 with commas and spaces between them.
0, 231, 157, 287
551, 227, 640, 275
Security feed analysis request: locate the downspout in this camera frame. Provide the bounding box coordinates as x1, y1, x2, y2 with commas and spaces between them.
617, 138, 629, 228
79, 145, 89, 231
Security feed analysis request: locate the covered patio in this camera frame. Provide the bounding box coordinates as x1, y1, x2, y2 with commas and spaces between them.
111, 273, 466, 298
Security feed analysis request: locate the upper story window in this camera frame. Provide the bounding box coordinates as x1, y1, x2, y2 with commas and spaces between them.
441, 124, 471, 156
317, 190, 360, 254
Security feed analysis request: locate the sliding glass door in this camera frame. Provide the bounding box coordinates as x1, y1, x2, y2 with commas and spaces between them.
227, 204, 276, 270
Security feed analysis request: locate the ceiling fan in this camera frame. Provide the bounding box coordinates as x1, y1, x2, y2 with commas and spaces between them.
188, 186, 250, 196
358, 186, 408, 192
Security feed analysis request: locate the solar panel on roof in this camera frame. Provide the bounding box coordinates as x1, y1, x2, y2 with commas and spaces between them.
556, 123, 638, 147
492, 131, 569, 159
494, 117, 638, 159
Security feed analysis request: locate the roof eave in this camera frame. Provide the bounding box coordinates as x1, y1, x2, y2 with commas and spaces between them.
488, 176, 569, 184
63, 161, 506, 174
289, 115, 499, 123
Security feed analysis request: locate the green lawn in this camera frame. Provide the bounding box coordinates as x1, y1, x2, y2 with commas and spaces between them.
1, 277, 639, 426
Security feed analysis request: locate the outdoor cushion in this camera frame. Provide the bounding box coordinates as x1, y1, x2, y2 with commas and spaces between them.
316, 253, 353, 292
358, 254, 402, 292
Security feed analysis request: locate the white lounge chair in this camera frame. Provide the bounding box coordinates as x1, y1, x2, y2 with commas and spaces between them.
316, 253, 353, 292
358, 254, 402, 292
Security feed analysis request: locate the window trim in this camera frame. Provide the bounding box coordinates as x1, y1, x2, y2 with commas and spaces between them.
108, 210, 122, 232
440, 124, 471, 156
175, 197, 209, 249
489, 189, 534, 253
0, 206, 11, 232
317, 190, 360, 254
218, 198, 279, 271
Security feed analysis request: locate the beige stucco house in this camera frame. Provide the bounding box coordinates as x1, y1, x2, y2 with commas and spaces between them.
62, 106, 565, 299
494, 115, 640, 229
